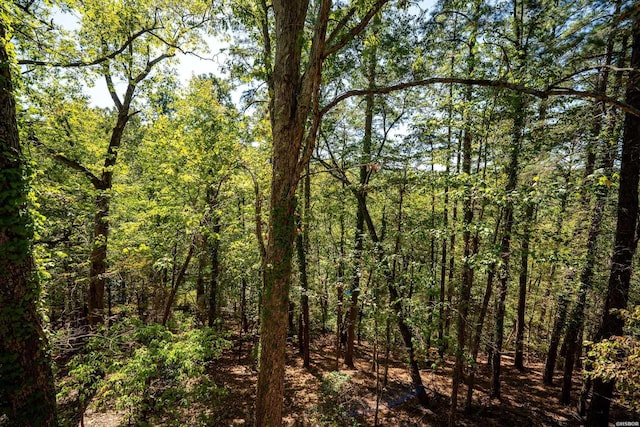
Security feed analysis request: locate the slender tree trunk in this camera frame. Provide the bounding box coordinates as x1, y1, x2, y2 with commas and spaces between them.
515, 201, 535, 370
543, 289, 570, 384
357, 192, 429, 407
345, 206, 364, 367
196, 245, 207, 325
208, 210, 221, 327
587, 16, 640, 425
336, 205, 345, 369
465, 209, 500, 409
450, 129, 473, 424
491, 94, 524, 399
295, 166, 311, 367
162, 241, 195, 326
560, 33, 618, 403
541, 172, 571, 384
345, 30, 377, 367
0, 20, 58, 426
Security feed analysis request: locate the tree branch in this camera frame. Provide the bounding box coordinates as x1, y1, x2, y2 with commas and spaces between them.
29, 136, 104, 189
103, 65, 123, 110
320, 77, 640, 118
18, 27, 159, 68
324, 0, 390, 58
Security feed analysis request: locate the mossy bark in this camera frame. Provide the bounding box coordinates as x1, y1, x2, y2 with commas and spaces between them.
0, 20, 58, 426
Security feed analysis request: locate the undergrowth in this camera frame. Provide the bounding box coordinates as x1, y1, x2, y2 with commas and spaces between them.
57, 318, 231, 426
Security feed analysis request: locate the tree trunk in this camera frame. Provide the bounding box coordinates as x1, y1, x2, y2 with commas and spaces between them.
295, 166, 311, 368
162, 241, 195, 326
0, 19, 58, 425
543, 289, 569, 384
560, 31, 618, 403
208, 210, 221, 327
336, 206, 345, 369
491, 93, 524, 399
88, 192, 109, 324
357, 192, 429, 407
255, 0, 329, 423
515, 200, 535, 370
450, 129, 474, 424
587, 15, 640, 426
345, 205, 364, 367
345, 30, 376, 367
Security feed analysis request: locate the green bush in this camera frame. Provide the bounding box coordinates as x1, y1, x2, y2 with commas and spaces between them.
314, 371, 359, 426
586, 305, 640, 413
58, 319, 231, 425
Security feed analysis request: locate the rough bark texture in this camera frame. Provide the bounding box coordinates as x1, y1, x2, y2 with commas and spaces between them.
255, 0, 330, 424
0, 20, 58, 426
587, 14, 640, 426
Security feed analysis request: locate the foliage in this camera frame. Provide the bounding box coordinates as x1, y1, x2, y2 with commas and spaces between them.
57, 319, 231, 425
586, 305, 640, 413
312, 371, 359, 426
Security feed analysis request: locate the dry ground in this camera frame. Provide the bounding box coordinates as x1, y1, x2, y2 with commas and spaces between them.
82, 330, 637, 426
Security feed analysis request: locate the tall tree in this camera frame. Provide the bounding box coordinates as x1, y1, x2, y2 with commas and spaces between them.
587, 8, 640, 425
24, 0, 214, 325
0, 14, 57, 426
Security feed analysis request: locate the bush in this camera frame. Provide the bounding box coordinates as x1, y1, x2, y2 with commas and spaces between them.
315, 371, 359, 426
58, 319, 232, 425
586, 305, 640, 413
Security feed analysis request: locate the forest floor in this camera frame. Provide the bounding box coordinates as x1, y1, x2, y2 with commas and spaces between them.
80, 328, 636, 426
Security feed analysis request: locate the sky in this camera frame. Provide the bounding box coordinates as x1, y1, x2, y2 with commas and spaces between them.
51, 2, 437, 109
50, 7, 227, 108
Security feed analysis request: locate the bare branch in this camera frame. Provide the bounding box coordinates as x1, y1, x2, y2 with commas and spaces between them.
132, 52, 174, 84
103, 65, 123, 110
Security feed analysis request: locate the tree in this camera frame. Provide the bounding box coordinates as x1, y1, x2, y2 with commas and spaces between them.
23, 0, 215, 325
252, 1, 389, 424
587, 8, 640, 425
0, 12, 57, 426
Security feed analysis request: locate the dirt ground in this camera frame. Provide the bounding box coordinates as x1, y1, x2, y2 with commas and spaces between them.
81, 331, 637, 426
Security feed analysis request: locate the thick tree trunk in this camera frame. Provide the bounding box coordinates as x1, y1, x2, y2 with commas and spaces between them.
587, 16, 640, 426
0, 20, 58, 425
255, 0, 326, 423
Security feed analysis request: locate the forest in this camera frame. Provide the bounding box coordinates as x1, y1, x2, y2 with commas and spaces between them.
1, 0, 639, 426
